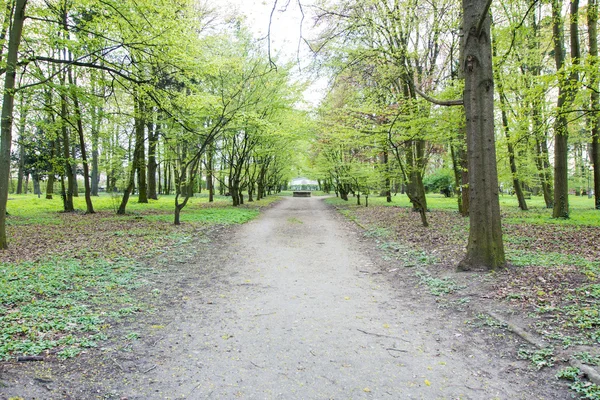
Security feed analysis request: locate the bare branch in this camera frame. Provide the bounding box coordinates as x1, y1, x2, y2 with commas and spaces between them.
413, 86, 463, 106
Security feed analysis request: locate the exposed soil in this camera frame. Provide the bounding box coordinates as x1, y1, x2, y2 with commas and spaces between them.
1, 197, 572, 399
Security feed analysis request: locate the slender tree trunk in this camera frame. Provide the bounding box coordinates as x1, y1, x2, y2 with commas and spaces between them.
16, 94, 26, 195
147, 117, 158, 200
0, 0, 27, 248
46, 139, 57, 199
532, 107, 554, 208
494, 48, 527, 211
69, 69, 94, 214
60, 77, 75, 212
91, 105, 100, 196
134, 92, 148, 203
589, 0, 600, 210
458, 0, 505, 270
207, 144, 214, 202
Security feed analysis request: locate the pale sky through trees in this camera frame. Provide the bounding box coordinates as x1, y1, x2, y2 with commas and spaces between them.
213, 0, 327, 107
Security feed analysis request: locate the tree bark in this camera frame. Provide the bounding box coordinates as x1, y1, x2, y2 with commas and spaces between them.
68, 69, 94, 214
0, 0, 27, 248
494, 46, 527, 211
147, 115, 158, 200
134, 92, 148, 203
552, 0, 579, 218
46, 138, 57, 200
458, 0, 505, 270
207, 144, 214, 202
91, 105, 100, 196
589, 0, 600, 209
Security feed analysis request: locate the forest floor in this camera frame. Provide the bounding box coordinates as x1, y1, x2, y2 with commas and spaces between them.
0, 195, 596, 399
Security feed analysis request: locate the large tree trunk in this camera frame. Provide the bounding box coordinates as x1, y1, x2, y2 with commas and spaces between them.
589, 0, 600, 210
0, 0, 27, 249
458, 0, 505, 270
552, 0, 579, 218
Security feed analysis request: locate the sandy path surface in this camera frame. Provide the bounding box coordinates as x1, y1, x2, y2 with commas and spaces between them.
2, 197, 567, 399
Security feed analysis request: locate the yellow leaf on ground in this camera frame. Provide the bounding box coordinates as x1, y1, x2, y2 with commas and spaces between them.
424, 379, 431, 386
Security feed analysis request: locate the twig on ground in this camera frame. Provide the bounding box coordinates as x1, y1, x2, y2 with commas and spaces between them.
143, 365, 157, 373
356, 328, 410, 342
253, 312, 277, 317
17, 356, 44, 362
111, 358, 125, 372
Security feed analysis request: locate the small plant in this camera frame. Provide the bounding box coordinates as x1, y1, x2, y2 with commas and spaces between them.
574, 352, 600, 366
517, 346, 555, 370
556, 366, 581, 381
475, 314, 507, 329
416, 272, 460, 296
57, 346, 82, 359
557, 366, 600, 400
364, 227, 391, 238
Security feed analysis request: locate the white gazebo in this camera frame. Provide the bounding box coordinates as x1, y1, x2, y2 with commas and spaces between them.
290, 177, 319, 191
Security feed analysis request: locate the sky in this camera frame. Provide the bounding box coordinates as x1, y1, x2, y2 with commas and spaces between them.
212, 0, 328, 107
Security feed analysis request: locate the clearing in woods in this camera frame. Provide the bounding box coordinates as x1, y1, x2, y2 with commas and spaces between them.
2, 197, 569, 399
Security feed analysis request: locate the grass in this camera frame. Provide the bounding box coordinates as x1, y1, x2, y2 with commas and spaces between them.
326, 192, 600, 226
0, 192, 280, 361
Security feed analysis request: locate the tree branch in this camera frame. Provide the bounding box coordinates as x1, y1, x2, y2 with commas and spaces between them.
413, 86, 463, 106
476, 0, 493, 37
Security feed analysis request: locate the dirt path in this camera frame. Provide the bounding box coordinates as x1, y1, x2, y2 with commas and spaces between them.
2, 197, 568, 399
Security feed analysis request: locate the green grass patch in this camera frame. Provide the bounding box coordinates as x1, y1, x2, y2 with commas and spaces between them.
507, 250, 600, 271
0, 257, 145, 360
144, 207, 259, 224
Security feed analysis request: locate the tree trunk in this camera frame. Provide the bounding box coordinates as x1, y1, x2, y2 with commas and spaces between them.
69, 69, 94, 214
589, 0, 600, 210
458, 0, 505, 270
207, 144, 214, 202
60, 80, 75, 212
91, 105, 100, 196
16, 93, 26, 195
0, 0, 27, 248
147, 117, 158, 200
552, 0, 579, 218
134, 92, 148, 203
32, 171, 41, 196
46, 135, 58, 199
494, 49, 527, 211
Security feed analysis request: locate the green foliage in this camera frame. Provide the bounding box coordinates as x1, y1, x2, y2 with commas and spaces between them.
557, 367, 600, 400
517, 346, 555, 370
423, 169, 454, 196
574, 352, 600, 366
0, 257, 144, 360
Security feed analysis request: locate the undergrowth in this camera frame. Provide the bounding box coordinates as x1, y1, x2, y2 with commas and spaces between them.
0, 257, 146, 360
